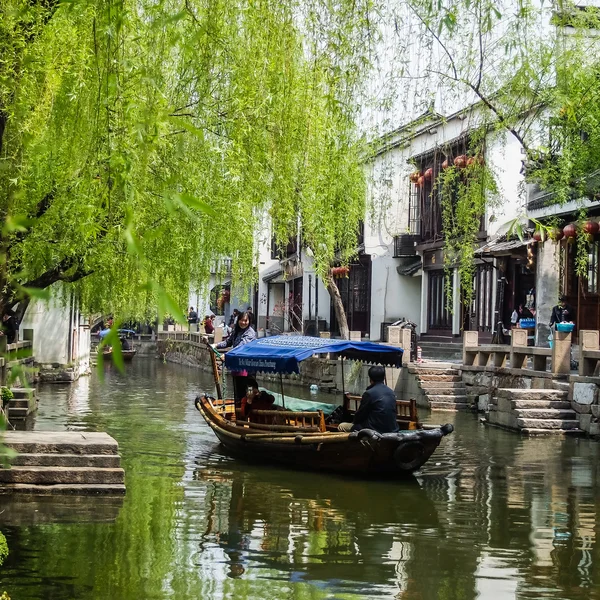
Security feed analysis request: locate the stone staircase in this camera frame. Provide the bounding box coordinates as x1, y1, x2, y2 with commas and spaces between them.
418, 339, 463, 362
487, 388, 582, 434
409, 364, 471, 411
6, 387, 37, 422
0, 431, 126, 494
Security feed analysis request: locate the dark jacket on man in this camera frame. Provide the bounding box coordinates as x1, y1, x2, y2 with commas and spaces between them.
550, 304, 576, 327
2, 315, 17, 344
352, 382, 399, 433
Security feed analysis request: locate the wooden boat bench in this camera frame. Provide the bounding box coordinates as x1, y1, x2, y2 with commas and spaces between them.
242, 409, 327, 433
344, 394, 418, 430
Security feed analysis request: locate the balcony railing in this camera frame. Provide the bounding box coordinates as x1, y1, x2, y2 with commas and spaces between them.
393, 234, 419, 257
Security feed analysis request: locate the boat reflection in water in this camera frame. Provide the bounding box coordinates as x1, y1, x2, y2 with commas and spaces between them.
193, 452, 441, 595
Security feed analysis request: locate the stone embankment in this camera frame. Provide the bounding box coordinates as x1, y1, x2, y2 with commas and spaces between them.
0, 431, 125, 494
487, 388, 580, 434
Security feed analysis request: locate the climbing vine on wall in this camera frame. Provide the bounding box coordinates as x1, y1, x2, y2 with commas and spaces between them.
436, 151, 499, 307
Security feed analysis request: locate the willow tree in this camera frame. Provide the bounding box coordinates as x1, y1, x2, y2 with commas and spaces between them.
375, 0, 600, 293
0, 0, 374, 325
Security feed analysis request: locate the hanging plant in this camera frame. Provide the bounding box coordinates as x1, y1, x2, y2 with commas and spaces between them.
437, 152, 499, 308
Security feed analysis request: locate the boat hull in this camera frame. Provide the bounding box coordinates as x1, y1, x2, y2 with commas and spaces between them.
196, 397, 453, 477
102, 349, 137, 362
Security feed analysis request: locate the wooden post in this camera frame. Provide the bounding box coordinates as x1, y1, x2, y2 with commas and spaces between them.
279, 373, 286, 409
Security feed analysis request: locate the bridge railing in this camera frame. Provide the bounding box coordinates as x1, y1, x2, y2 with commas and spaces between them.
462, 329, 571, 375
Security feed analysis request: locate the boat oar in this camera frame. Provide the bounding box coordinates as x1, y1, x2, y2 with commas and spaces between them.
205, 342, 223, 400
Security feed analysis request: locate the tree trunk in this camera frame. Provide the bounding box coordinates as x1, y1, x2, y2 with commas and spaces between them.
324, 272, 349, 340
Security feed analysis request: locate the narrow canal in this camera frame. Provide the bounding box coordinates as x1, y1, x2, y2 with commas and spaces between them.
1, 358, 600, 599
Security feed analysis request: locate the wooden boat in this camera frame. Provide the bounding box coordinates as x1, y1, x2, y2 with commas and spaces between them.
98, 328, 137, 362
101, 347, 137, 362
195, 336, 453, 477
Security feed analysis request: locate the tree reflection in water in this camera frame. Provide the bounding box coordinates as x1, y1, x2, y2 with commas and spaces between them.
0, 360, 599, 599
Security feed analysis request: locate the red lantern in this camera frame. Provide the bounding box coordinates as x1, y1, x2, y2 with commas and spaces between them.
417, 176, 425, 187
409, 171, 421, 183
454, 155, 467, 168
533, 230, 543, 242
441, 159, 449, 170
563, 223, 577, 238
340, 266, 350, 276
424, 167, 434, 180
467, 157, 476, 166
549, 227, 564, 242
583, 221, 599, 236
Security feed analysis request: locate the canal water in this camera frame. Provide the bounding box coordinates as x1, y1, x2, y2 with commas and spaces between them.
1, 358, 600, 599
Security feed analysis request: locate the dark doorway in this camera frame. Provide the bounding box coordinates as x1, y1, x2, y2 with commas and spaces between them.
288, 277, 303, 333
427, 269, 452, 332
330, 255, 372, 337
467, 262, 495, 340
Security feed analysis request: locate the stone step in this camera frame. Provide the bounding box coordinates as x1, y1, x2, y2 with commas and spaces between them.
516, 418, 580, 430
2, 431, 119, 455
420, 385, 467, 395
418, 361, 463, 370
419, 381, 466, 390
8, 398, 35, 409
409, 366, 461, 376
496, 388, 568, 401
0, 466, 125, 485
7, 407, 29, 419
10, 453, 121, 468
510, 399, 572, 410
10, 387, 35, 399
429, 402, 472, 411
552, 381, 570, 392
417, 375, 463, 383
427, 394, 468, 403
0, 483, 126, 495
514, 408, 577, 420
520, 428, 585, 436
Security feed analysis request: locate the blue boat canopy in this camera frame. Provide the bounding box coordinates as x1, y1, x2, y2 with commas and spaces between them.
98, 329, 136, 340
224, 335, 403, 374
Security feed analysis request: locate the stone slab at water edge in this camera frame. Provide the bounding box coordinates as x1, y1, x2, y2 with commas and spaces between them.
0, 431, 125, 495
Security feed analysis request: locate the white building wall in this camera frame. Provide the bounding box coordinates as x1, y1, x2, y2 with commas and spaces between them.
486, 131, 526, 236
365, 108, 526, 341
20, 290, 90, 375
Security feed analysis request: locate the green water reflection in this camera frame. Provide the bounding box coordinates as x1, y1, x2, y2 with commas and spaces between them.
0, 359, 599, 599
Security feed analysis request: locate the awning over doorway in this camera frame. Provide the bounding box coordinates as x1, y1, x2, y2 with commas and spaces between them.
396, 256, 422, 276
474, 237, 532, 256
262, 267, 285, 284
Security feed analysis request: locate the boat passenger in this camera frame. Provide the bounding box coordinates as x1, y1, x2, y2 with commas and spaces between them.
216, 311, 255, 350
338, 366, 399, 434
216, 311, 256, 401
240, 378, 276, 418
203, 315, 215, 335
